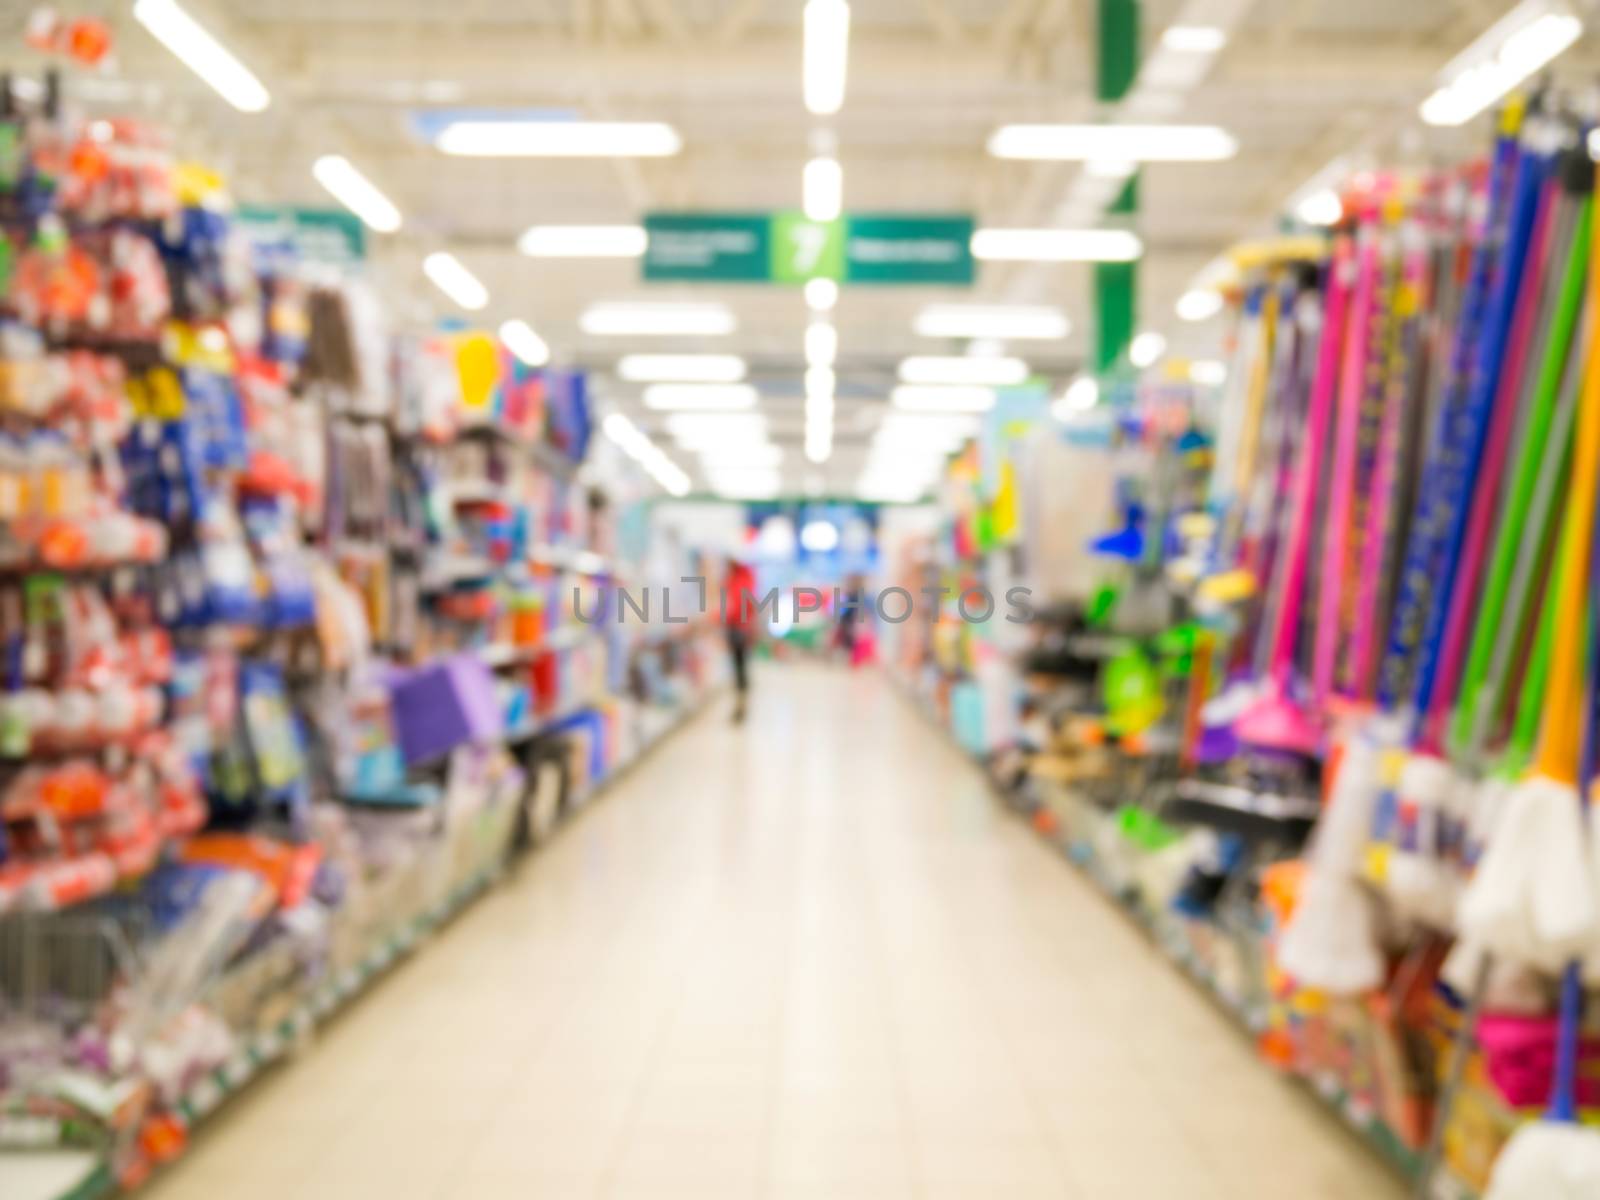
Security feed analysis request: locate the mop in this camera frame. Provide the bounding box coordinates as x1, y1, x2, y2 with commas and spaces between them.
1482, 402, 1600, 1200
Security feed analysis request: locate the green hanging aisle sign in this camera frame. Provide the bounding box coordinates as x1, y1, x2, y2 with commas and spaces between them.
642, 211, 974, 286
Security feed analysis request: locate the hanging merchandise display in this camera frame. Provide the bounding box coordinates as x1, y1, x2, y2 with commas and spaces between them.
0, 76, 722, 1197
899, 87, 1600, 1198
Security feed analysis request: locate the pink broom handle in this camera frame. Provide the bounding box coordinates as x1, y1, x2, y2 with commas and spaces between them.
1420, 181, 1559, 748
1314, 218, 1380, 703
1264, 239, 1354, 684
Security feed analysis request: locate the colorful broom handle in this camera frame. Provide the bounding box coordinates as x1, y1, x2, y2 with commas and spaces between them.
1410, 137, 1550, 732
1533, 166, 1600, 784
1264, 244, 1352, 683
1421, 171, 1562, 746
1314, 219, 1379, 703
1376, 119, 1522, 712
1450, 184, 1593, 757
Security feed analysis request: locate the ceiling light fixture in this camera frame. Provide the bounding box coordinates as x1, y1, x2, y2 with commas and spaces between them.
803, 156, 843, 222
642, 384, 759, 411
805, 321, 838, 368
913, 305, 1069, 341
499, 319, 550, 367
988, 123, 1237, 162
805, 277, 839, 312
891, 386, 997, 413
1053, 376, 1099, 419
603, 413, 691, 496
1421, 1, 1582, 128
1129, 331, 1166, 368
804, 0, 851, 116
423, 252, 489, 311
1190, 359, 1228, 386
312, 155, 401, 233
518, 225, 648, 258
132, 0, 269, 113
1176, 288, 1224, 322
898, 355, 1028, 387
970, 228, 1143, 263
1295, 188, 1344, 227
435, 120, 682, 157
580, 302, 737, 337
1161, 25, 1228, 53
617, 354, 747, 383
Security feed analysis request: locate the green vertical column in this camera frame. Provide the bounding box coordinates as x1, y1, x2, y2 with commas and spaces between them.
1094, 0, 1139, 373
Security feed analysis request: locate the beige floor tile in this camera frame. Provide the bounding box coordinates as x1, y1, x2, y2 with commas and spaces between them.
140, 666, 1403, 1199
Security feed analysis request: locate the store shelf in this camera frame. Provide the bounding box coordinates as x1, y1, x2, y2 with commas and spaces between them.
13, 692, 714, 1200
885, 672, 1479, 1200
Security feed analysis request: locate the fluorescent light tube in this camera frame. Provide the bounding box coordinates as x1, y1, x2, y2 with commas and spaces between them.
805, 278, 839, 312
804, 156, 843, 222
603, 413, 689, 495
988, 124, 1237, 162
806, 367, 836, 405
806, 322, 838, 368
499, 319, 549, 367
1190, 359, 1228, 386
1295, 188, 1343, 227
891, 386, 996, 413
312, 155, 401, 234
1161, 25, 1227, 52
913, 305, 1069, 340
435, 120, 682, 157
132, 0, 269, 113
423, 252, 489, 311
699, 444, 785, 469
804, 0, 851, 116
1129, 331, 1166, 368
667, 414, 770, 446
898, 356, 1028, 386
1421, 2, 1582, 127
618, 354, 746, 383
970, 228, 1143, 263
519, 225, 648, 258
1054, 376, 1099, 417
642, 384, 759, 411
1176, 288, 1224, 322
580, 303, 736, 337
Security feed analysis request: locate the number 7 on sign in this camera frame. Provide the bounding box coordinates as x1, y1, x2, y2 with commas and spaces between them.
772, 213, 844, 284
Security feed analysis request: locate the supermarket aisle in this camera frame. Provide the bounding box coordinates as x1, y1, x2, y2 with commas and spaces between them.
152, 664, 1400, 1200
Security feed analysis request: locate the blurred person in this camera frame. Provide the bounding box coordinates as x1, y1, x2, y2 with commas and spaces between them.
836, 572, 869, 665
722, 556, 759, 723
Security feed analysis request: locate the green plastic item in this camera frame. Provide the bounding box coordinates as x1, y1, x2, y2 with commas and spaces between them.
1115, 804, 1182, 852
1087, 581, 1120, 628
1103, 645, 1163, 736
1154, 622, 1202, 678
1450, 195, 1592, 758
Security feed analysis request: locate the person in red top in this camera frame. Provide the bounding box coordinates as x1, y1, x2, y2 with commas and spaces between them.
722, 557, 759, 722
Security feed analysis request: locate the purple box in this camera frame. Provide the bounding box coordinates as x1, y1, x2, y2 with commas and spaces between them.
389, 654, 504, 767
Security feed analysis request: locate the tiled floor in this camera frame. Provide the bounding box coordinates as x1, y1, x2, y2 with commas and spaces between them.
150, 664, 1403, 1199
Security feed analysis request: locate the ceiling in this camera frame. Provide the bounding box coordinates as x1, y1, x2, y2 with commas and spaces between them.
2, 0, 1589, 495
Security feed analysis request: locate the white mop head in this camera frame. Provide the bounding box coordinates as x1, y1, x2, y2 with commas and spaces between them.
1486, 1121, 1600, 1199
1278, 873, 1386, 995
1308, 736, 1382, 874
1459, 776, 1600, 973
1386, 754, 1462, 929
